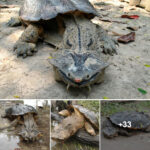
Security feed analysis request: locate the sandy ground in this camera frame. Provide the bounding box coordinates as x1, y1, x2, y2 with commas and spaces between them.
102, 133, 150, 150
0, 0, 150, 99
0, 100, 50, 150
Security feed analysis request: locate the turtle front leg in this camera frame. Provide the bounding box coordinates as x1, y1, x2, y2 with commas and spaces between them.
7, 17, 22, 27
96, 25, 118, 56
84, 121, 96, 136
14, 24, 43, 58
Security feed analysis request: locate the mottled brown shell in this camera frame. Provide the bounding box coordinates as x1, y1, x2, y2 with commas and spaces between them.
5, 103, 37, 116
73, 105, 99, 130
110, 111, 150, 129
20, 0, 98, 22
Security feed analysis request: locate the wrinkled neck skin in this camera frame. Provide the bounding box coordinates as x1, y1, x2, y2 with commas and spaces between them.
61, 15, 98, 54
52, 15, 108, 89
18, 114, 40, 141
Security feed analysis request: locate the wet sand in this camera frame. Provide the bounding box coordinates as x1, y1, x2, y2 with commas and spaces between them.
102, 133, 150, 150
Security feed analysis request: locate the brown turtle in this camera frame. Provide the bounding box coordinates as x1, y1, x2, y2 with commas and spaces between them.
103, 111, 150, 138
8, 0, 118, 89
1, 103, 41, 141
52, 104, 99, 141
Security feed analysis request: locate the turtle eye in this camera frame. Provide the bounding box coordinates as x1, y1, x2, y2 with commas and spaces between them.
87, 38, 93, 47
68, 73, 71, 77
66, 39, 72, 47
86, 75, 90, 79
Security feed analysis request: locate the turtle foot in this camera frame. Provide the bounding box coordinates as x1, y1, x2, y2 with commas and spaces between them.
7, 17, 21, 27
102, 36, 118, 56
14, 42, 37, 58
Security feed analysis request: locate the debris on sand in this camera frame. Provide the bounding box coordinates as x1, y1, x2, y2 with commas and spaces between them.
118, 32, 135, 43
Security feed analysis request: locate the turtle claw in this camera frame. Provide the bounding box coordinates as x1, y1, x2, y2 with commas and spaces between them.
102, 37, 118, 56
7, 17, 21, 27
14, 42, 37, 58
87, 85, 91, 92
67, 84, 71, 91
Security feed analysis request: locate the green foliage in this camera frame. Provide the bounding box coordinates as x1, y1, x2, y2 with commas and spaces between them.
52, 139, 98, 150
101, 101, 150, 116
138, 88, 147, 95
77, 100, 100, 113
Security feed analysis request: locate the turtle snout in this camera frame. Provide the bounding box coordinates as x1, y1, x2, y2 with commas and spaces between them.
74, 78, 82, 83
19, 129, 41, 141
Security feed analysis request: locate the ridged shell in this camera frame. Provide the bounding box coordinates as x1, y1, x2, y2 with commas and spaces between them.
20, 0, 98, 21
5, 103, 37, 116
73, 105, 99, 130
110, 111, 150, 129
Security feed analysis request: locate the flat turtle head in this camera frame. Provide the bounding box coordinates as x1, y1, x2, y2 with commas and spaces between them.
19, 128, 42, 141
20, 0, 98, 22
102, 118, 119, 138
72, 105, 99, 130
5, 103, 37, 117
109, 111, 150, 130
49, 51, 108, 88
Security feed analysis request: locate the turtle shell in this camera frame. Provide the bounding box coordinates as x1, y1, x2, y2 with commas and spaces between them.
73, 105, 99, 130
5, 103, 37, 116
109, 111, 150, 129
19, 0, 98, 22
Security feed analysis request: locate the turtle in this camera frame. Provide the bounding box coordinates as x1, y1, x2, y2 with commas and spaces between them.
102, 111, 150, 138
8, 0, 118, 90
119, 0, 150, 11
1, 103, 41, 141
52, 104, 99, 141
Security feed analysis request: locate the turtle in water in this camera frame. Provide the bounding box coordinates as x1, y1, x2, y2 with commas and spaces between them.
102, 111, 150, 138
1, 103, 41, 141
8, 0, 118, 90
52, 104, 99, 141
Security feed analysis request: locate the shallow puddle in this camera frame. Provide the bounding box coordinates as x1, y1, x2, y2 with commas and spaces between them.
0, 133, 20, 150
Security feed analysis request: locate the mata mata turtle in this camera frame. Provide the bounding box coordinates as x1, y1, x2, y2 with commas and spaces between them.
103, 111, 150, 138
8, 0, 118, 89
1, 103, 41, 141
52, 104, 99, 141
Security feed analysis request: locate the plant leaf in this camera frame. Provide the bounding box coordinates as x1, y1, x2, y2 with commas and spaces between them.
48, 56, 54, 59
121, 15, 139, 19
144, 64, 150, 67
138, 88, 147, 95
14, 95, 20, 98
103, 96, 109, 99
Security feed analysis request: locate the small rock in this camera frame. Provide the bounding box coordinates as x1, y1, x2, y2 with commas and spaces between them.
127, 26, 138, 31
119, 5, 124, 8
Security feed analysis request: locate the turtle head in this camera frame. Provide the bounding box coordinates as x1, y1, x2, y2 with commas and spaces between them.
49, 51, 108, 89
19, 128, 42, 141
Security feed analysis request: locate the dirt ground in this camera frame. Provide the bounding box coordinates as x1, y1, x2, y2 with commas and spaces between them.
101, 101, 150, 150
0, 0, 150, 99
0, 100, 50, 150
102, 133, 150, 150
